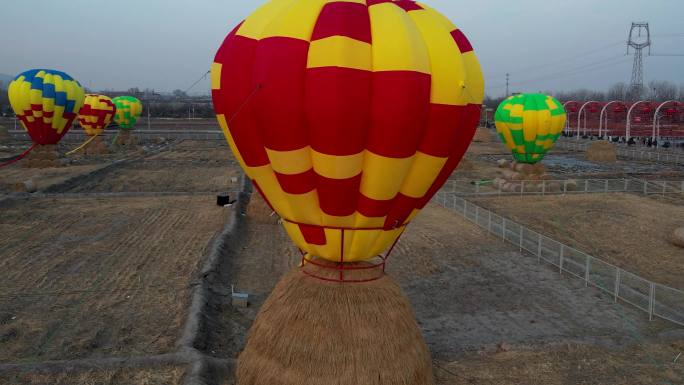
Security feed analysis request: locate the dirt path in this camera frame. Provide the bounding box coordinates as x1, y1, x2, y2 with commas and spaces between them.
471, 193, 684, 290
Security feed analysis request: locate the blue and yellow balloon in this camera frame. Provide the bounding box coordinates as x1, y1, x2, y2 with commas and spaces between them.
8, 69, 85, 145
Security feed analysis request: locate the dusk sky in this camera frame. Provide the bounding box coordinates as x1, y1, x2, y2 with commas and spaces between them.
2, 0, 682, 96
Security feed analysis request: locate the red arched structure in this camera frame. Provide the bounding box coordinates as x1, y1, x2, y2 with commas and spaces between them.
653, 101, 684, 141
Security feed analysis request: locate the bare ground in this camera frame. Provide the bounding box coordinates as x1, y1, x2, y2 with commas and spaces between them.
0, 365, 186, 385
470, 193, 684, 290
0, 195, 229, 363
459, 134, 684, 180
0, 164, 109, 194
205, 193, 683, 385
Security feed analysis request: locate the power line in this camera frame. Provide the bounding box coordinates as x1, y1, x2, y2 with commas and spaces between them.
487, 55, 630, 90
488, 40, 625, 80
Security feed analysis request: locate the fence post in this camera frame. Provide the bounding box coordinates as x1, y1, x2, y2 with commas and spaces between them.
559, 244, 565, 275
662, 183, 666, 196
624, 178, 629, 192
563, 180, 568, 195
604, 179, 609, 193
542, 180, 546, 196
537, 233, 542, 263
584, 255, 591, 287
584, 180, 589, 193
519, 225, 524, 251
614, 268, 621, 303
488, 211, 492, 233
502, 219, 506, 241
475, 205, 479, 225
649, 282, 655, 321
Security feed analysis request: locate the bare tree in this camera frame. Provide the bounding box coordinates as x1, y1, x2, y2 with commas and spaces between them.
647, 80, 678, 102
607, 82, 628, 101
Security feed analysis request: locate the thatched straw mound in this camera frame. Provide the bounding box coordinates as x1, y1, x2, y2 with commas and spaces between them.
115, 130, 138, 147
672, 228, 684, 249
84, 135, 109, 155
237, 263, 434, 385
22, 144, 61, 168
586, 141, 617, 162
472, 127, 493, 142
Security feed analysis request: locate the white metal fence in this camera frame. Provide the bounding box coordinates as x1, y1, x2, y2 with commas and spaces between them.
443, 178, 684, 197
556, 141, 683, 165
434, 192, 684, 327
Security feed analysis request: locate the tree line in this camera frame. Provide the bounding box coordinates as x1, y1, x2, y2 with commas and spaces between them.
2, 81, 683, 119
485, 81, 684, 109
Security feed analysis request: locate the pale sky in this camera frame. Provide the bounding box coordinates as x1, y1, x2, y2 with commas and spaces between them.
1, 0, 682, 96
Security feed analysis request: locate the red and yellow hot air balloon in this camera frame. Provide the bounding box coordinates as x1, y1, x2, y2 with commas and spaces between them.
212, 0, 484, 264
78, 94, 117, 136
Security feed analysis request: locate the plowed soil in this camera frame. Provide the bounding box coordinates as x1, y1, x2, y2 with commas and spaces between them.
0, 195, 229, 362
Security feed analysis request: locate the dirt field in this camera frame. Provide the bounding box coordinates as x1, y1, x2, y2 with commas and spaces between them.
0, 164, 109, 194
0, 195, 229, 363
204, 193, 683, 384
471, 193, 684, 290
0, 366, 185, 385
434, 340, 683, 385
47, 141, 241, 194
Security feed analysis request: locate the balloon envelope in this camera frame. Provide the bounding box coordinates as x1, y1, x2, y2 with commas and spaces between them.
212, 0, 484, 262
8, 69, 85, 145
78, 94, 116, 136
495, 94, 566, 164
112, 96, 142, 129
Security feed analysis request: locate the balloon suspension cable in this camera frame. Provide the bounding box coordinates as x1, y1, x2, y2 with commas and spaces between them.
227, 84, 263, 125
112, 130, 121, 146
0, 143, 37, 169
66, 134, 100, 156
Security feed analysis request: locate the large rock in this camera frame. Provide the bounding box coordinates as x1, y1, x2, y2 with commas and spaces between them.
672, 228, 684, 248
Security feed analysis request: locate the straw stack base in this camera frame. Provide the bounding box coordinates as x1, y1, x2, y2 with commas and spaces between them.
84, 135, 109, 155
493, 160, 558, 193
237, 263, 434, 385
586, 141, 617, 162
115, 130, 138, 147
21, 144, 62, 168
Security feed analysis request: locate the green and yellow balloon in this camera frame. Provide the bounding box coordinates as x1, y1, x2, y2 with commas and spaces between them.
112, 96, 143, 129
495, 94, 566, 163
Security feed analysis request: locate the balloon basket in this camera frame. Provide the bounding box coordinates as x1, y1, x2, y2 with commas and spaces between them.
290, 224, 405, 284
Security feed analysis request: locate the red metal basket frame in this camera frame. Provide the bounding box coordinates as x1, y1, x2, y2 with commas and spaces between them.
280, 217, 408, 283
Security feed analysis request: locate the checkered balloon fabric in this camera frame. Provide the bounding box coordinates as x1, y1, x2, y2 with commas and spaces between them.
211, 0, 485, 262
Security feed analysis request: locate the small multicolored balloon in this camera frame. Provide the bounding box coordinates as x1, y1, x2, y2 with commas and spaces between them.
112, 96, 143, 129
8, 69, 85, 145
78, 94, 116, 136
495, 93, 566, 164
